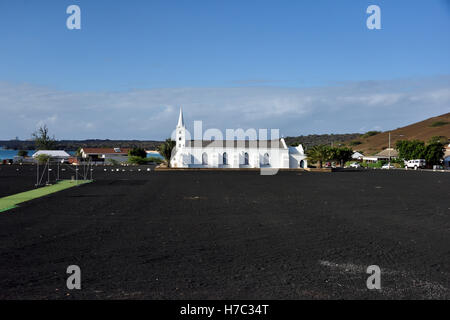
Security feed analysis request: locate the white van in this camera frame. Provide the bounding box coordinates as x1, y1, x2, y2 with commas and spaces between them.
405, 159, 426, 170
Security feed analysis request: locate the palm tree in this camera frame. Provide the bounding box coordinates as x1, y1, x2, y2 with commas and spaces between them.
157, 138, 176, 167
306, 145, 332, 168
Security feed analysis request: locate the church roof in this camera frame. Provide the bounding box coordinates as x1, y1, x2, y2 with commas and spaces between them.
177, 107, 184, 127
185, 140, 285, 149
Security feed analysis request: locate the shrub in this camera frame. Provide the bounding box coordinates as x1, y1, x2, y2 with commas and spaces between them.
428, 136, 447, 144
430, 121, 449, 127
18, 150, 28, 157
128, 156, 163, 165
36, 154, 51, 164
367, 161, 386, 168
147, 156, 163, 164
128, 156, 147, 165
129, 147, 147, 158
107, 159, 120, 165
390, 158, 405, 168
362, 131, 381, 139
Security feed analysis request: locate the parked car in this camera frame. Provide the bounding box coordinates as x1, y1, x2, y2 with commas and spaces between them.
381, 163, 395, 169
349, 162, 361, 168
404, 159, 426, 170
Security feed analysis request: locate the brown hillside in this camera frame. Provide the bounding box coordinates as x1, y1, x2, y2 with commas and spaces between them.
346, 113, 450, 155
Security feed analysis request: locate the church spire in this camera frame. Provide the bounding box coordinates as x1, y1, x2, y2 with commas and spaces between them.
177, 107, 184, 128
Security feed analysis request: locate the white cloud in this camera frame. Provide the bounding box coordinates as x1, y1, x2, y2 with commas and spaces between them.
0, 76, 449, 140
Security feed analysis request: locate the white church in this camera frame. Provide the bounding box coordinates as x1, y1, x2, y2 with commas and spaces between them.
170, 108, 307, 169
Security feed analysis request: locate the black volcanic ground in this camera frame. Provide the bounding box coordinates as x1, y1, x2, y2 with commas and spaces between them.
0, 165, 449, 299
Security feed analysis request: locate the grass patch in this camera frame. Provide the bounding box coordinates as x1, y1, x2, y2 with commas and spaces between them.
362, 131, 381, 139
349, 140, 362, 146
0, 180, 91, 213
430, 121, 449, 127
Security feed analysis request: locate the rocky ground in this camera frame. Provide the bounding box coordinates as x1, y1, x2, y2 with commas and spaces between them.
0, 165, 449, 299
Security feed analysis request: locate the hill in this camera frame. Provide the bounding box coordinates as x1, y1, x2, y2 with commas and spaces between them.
0, 139, 163, 151
343, 113, 450, 155
2, 113, 449, 155
284, 133, 362, 149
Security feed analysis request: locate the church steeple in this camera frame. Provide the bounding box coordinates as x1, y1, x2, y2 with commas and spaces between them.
177, 106, 184, 128
176, 107, 186, 149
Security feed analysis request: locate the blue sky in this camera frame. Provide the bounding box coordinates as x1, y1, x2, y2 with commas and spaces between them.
0, 0, 449, 139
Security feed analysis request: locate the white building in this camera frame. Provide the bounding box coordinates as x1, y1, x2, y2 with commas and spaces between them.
32, 150, 70, 162
80, 148, 130, 163
352, 151, 364, 160
444, 144, 450, 168
170, 108, 307, 169
362, 148, 398, 163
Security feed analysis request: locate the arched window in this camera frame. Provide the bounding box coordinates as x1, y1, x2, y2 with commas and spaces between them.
244, 152, 249, 165
202, 153, 208, 165
300, 160, 305, 168
223, 152, 228, 165
263, 153, 270, 166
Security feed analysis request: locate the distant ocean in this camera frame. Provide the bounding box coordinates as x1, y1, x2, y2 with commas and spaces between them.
0, 147, 162, 160
147, 152, 163, 159
0, 148, 35, 160
0, 147, 75, 160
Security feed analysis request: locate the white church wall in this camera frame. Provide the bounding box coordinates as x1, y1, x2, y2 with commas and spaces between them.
289, 153, 308, 168
169, 108, 306, 169
175, 147, 291, 168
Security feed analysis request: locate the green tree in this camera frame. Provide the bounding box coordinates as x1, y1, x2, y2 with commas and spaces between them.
36, 153, 51, 164
306, 145, 332, 168
128, 147, 147, 158
423, 142, 445, 166
330, 147, 353, 167
157, 138, 176, 167
32, 125, 56, 150
75, 147, 83, 157
396, 140, 425, 160
17, 150, 28, 157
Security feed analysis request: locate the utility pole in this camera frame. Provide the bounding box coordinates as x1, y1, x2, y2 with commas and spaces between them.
47, 159, 50, 185
388, 133, 405, 169
388, 132, 391, 168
